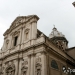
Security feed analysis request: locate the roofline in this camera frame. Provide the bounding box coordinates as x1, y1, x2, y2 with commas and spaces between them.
66, 47, 75, 51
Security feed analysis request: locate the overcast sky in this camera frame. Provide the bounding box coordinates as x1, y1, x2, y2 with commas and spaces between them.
0, 0, 75, 49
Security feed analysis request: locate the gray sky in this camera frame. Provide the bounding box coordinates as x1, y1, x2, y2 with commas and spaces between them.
0, 0, 75, 48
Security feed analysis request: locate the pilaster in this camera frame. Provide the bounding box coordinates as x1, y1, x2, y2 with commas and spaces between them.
41, 52, 47, 75
21, 26, 25, 49
14, 59, 19, 75
30, 54, 36, 75
31, 21, 37, 39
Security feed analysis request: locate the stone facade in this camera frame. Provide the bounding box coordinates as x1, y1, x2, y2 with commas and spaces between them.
0, 15, 75, 75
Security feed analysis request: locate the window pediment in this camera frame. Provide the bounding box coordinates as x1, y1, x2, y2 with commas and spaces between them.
24, 28, 29, 33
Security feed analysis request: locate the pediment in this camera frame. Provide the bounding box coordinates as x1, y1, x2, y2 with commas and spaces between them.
10, 17, 23, 28
4, 15, 39, 36
10, 15, 39, 29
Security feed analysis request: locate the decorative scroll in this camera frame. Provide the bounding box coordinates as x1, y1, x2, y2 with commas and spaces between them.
36, 63, 41, 75
21, 66, 28, 75
6, 64, 15, 75
22, 61, 28, 66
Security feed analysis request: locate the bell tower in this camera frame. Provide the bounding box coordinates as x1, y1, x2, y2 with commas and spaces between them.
49, 27, 68, 50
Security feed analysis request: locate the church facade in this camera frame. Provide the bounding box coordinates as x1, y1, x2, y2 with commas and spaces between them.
0, 15, 75, 75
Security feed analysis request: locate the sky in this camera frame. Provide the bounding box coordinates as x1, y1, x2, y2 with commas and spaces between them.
0, 0, 75, 49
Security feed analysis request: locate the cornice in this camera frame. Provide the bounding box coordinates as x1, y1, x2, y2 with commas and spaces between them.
0, 42, 45, 60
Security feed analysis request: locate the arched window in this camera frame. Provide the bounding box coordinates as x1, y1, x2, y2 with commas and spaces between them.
51, 60, 58, 69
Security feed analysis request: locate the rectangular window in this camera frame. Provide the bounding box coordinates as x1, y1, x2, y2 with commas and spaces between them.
14, 36, 18, 46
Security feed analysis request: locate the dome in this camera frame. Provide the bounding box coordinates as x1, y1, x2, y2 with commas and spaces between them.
49, 27, 65, 38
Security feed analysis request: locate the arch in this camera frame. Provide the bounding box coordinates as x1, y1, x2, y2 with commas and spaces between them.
51, 60, 58, 69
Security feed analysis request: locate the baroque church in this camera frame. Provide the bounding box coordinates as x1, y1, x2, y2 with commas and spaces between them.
0, 15, 75, 75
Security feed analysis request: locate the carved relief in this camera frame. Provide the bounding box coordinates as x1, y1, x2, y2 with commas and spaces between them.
21, 60, 28, 75
22, 61, 28, 66
11, 30, 20, 37
56, 40, 64, 50
36, 63, 41, 75
0, 66, 3, 75
36, 57, 41, 63
10, 17, 23, 29
21, 66, 28, 75
5, 63, 15, 75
